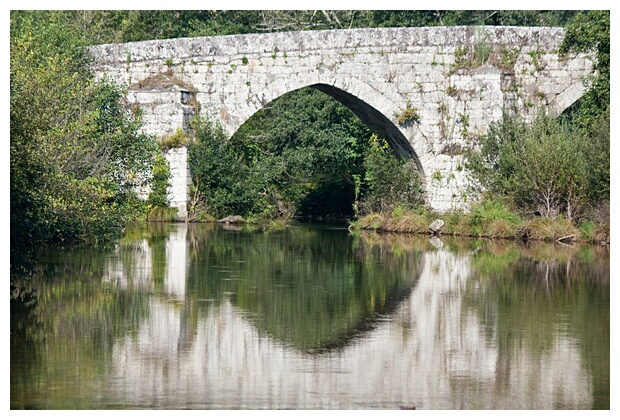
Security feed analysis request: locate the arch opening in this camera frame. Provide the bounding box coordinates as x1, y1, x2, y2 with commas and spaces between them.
206, 85, 426, 222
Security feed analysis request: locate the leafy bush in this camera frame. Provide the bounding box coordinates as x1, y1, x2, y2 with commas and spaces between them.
10, 11, 157, 270
466, 112, 596, 221
359, 135, 425, 214
147, 153, 171, 208
188, 115, 262, 218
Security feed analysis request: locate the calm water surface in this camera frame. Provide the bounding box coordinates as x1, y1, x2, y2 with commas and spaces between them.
11, 223, 609, 409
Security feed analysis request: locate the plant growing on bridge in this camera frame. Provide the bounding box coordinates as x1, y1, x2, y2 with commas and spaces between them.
395, 104, 421, 125
494, 47, 520, 71
450, 45, 468, 73
160, 128, 190, 151
473, 26, 490, 65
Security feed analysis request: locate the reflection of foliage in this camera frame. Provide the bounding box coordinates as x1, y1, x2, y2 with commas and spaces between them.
185, 225, 423, 352
11, 247, 151, 408
464, 240, 609, 409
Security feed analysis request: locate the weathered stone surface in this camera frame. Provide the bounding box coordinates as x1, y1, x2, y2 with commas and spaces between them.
89, 26, 592, 219
218, 215, 245, 224
429, 219, 445, 234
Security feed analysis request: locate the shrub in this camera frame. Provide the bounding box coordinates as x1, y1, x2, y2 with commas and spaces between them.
360, 135, 425, 214
147, 153, 171, 208
466, 112, 593, 221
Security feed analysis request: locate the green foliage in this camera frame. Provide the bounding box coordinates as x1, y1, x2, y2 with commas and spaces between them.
10, 11, 157, 276
578, 220, 596, 242
466, 112, 602, 221
221, 87, 373, 221
473, 26, 490, 65
395, 105, 421, 125
188, 114, 258, 218
560, 10, 610, 128
360, 135, 425, 214
468, 199, 522, 237
187, 87, 427, 223
451, 45, 469, 73
20, 10, 581, 48
146, 206, 177, 222
146, 154, 171, 208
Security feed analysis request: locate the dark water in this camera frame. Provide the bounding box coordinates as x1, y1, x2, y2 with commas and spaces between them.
11, 223, 609, 409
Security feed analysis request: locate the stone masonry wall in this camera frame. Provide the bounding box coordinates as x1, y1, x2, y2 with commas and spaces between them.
90, 26, 592, 215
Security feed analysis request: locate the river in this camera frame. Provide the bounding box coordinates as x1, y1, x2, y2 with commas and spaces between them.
10, 222, 610, 409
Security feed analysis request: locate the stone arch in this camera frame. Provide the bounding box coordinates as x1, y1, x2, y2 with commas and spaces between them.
547, 81, 588, 117
230, 81, 427, 184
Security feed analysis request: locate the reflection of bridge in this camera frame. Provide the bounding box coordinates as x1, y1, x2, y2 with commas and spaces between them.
103, 226, 592, 408
90, 26, 592, 217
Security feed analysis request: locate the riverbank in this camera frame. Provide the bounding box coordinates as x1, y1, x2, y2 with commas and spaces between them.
350, 202, 610, 245
151, 200, 610, 245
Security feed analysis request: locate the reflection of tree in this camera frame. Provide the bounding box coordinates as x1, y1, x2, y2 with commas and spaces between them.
10, 246, 151, 408
185, 226, 424, 352
464, 240, 609, 409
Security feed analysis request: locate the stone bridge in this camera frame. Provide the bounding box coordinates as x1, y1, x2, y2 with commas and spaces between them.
89, 26, 592, 219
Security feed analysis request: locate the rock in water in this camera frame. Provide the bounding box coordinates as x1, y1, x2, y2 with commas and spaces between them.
429, 219, 444, 234
218, 215, 244, 224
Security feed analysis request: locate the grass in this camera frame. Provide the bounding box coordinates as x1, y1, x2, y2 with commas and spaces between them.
160, 128, 190, 151
353, 200, 608, 244
518, 217, 578, 242
146, 206, 178, 222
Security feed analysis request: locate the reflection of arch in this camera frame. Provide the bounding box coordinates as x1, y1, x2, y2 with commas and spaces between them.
232, 80, 426, 183
227, 231, 427, 354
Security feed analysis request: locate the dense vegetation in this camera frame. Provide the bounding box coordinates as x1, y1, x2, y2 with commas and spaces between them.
462, 10, 610, 241
38, 10, 580, 44
10, 10, 610, 284
10, 12, 160, 278
187, 88, 424, 223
